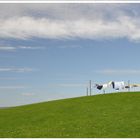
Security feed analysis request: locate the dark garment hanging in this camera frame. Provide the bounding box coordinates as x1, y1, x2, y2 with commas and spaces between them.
112, 81, 115, 89
97, 85, 103, 90
125, 86, 130, 89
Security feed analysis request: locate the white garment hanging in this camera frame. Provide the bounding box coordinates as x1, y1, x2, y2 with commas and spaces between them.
114, 81, 125, 90
102, 84, 108, 89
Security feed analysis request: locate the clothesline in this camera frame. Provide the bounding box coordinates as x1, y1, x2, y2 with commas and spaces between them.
94, 81, 140, 91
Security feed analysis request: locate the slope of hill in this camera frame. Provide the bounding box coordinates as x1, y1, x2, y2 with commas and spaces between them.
0, 92, 140, 138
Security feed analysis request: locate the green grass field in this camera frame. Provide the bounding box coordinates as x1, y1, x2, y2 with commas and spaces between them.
0, 92, 140, 138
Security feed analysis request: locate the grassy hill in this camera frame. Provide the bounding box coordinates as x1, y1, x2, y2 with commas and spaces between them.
0, 92, 140, 138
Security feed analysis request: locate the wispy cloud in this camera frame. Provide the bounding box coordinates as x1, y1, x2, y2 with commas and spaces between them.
0, 86, 25, 89
0, 67, 35, 73
58, 45, 82, 49
18, 46, 45, 50
0, 77, 24, 80
96, 69, 140, 75
21, 92, 35, 96
54, 83, 87, 87
0, 45, 45, 51
0, 46, 16, 51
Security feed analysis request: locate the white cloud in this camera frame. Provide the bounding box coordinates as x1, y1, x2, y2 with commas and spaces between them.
0, 67, 34, 72
0, 4, 135, 20
0, 15, 140, 41
96, 69, 140, 75
0, 4, 139, 41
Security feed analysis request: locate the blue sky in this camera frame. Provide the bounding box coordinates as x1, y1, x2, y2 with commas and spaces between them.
1, 3, 140, 107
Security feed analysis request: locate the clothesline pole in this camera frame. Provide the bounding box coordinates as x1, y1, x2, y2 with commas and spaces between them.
128, 80, 130, 92
89, 80, 92, 96
86, 87, 88, 96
